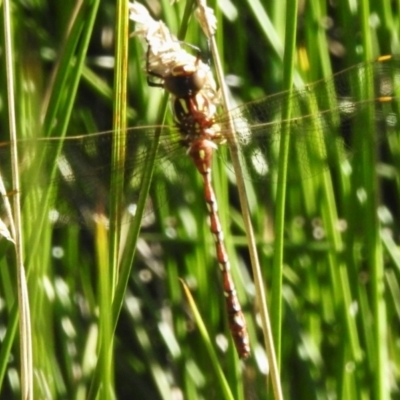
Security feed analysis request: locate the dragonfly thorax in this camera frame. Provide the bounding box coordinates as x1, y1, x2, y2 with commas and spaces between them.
173, 93, 216, 135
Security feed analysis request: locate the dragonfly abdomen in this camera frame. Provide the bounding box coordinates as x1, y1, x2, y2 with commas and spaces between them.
201, 166, 251, 358
188, 136, 251, 358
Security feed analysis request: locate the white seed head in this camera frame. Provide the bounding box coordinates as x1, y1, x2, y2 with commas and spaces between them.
129, 1, 220, 107
195, 3, 217, 38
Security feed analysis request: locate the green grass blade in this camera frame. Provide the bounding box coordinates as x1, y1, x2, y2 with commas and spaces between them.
270, 0, 298, 370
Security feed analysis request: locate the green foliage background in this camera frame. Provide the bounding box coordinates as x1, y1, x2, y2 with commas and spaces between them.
0, 0, 399, 399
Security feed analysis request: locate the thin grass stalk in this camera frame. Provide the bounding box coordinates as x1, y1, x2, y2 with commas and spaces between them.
359, 2, 387, 399
109, 0, 129, 290
86, 4, 130, 394
95, 216, 114, 399
195, 0, 282, 397
3, 0, 32, 398
270, 0, 298, 369
180, 279, 235, 400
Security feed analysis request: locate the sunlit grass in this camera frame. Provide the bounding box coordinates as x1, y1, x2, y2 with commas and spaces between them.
0, 0, 399, 399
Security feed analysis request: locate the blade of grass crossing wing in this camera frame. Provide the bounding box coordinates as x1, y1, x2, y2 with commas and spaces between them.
270, 0, 298, 365
109, 0, 129, 288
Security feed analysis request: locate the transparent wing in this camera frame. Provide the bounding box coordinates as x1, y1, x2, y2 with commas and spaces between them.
215, 55, 400, 182
2, 56, 400, 228
0, 125, 190, 227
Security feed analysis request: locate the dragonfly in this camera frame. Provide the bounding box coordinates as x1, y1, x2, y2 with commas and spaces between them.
1, 54, 400, 358
145, 45, 252, 357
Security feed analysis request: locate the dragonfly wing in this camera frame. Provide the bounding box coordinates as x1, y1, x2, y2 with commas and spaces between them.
0, 125, 188, 228
216, 56, 400, 184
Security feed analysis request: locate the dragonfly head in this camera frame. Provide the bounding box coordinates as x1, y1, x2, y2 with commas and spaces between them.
163, 64, 208, 98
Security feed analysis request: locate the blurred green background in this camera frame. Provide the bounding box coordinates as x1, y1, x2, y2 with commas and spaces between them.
0, 0, 399, 399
